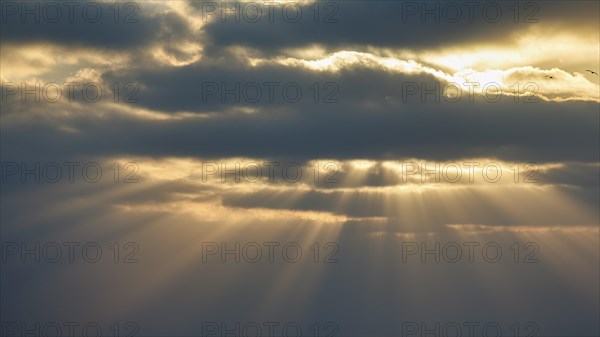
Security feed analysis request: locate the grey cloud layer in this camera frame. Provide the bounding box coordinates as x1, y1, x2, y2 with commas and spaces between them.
2, 87, 598, 164
199, 0, 599, 53
0, 1, 193, 50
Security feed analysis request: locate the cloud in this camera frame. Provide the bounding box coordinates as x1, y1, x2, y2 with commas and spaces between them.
199, 0, 599, 55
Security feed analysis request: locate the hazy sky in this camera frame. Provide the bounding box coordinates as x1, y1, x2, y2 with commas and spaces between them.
1, 1, 599, 336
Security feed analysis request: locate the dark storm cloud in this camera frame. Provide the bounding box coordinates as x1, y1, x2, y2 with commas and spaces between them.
98, 52, 596, 112
198, 0, 599, 55
218, 184, 596, 224
537, 162, 600, 188
0, 1, 192, 49
3, 0, 596, 55
1, 90, 598, 164
2, 31, 598, 164
87, 55, 600, 163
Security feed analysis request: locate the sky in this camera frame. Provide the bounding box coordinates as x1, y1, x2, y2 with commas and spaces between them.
1, 1, 599, 336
